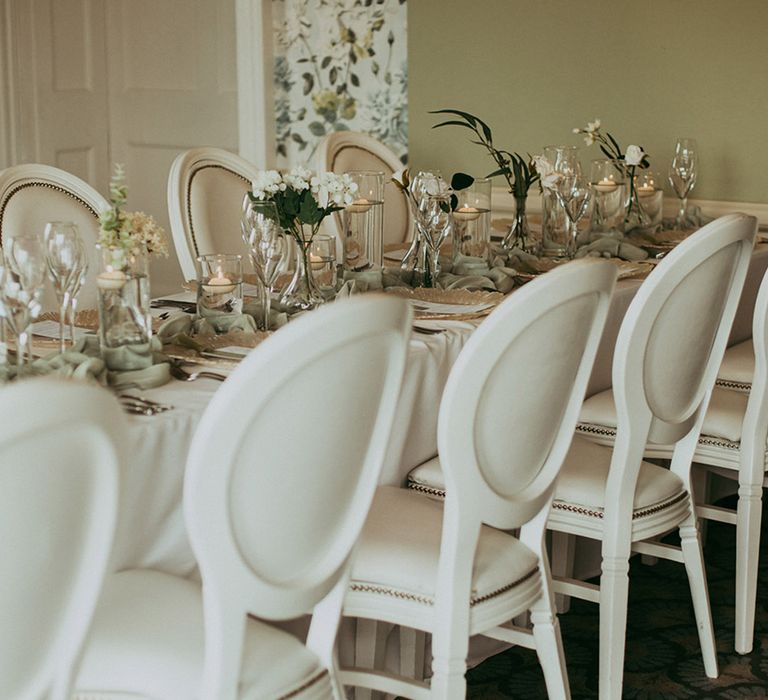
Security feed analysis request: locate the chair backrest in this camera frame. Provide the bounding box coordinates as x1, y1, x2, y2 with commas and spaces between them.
609, 214, 756, 510
438, 260, 617, 532
167, 147, 262, 281
0, 378, 121, 700
735, 266, 768, 485
0, 164, 109, 310
315, 131, 411, 252
183, 295, 411, 692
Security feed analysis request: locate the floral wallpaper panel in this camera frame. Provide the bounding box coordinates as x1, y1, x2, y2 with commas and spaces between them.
272, 0, 408, 169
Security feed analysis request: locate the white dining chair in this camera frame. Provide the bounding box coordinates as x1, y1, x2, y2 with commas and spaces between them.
0, 378, 121, 700
343, 259, 618, 699
167, 147, 262, 282
73, 295, 413, 700
547, 214, 757, 698
315, 131, 411, 254
577, 263, 768, 656
0, 163, 109, 310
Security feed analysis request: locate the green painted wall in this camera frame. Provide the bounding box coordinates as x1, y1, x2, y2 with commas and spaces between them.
408, 0, 768, 203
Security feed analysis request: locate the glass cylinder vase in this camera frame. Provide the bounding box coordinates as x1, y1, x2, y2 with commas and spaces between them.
453, 177, 492, 264
540, 145, 578, 257
501, 195, 534, 254
589, 158, 626, 240
96, 245, 152, 371
342, 171, 384, 270
279, 230, 326, 311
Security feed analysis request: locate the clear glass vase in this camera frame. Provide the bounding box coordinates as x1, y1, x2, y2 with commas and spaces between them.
96, 245, 152, 371
279, 237, 325, 311
502, 195, 534, 253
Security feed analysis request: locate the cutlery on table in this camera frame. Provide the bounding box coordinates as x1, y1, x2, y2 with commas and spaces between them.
169, 363, 228, 382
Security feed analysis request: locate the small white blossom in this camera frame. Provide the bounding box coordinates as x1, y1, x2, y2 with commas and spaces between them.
624, 145, 645, 166
251, 170, 284, 198
586, 119, 601, 133
531, 155, 554, 178
540, 172, 563, 191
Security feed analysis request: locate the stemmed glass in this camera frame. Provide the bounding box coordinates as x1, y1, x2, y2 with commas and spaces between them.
560, 176, 593, 256
416, 192, 453, 285
43, 221, 82, 353
668, 138, 698, 230
67, 238, 89, 347
552, 152, 586, 256
242, 198, 287, 330
1, 235, 46, 373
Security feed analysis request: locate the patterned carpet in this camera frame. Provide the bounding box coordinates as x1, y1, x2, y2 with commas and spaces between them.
466, 497, 768, 698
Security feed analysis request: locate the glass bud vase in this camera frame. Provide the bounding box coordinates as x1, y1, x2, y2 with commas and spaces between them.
502, 195, 534, 253
96, 245, 153, 371
279, 236, 325, 311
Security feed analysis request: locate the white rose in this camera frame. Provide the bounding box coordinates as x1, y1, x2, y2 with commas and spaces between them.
531, 155, 553, 177
624, 145, 645, 166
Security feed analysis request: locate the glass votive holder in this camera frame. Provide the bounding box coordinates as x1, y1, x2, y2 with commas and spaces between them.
589, 158, 625, 238
309, 234, 337, 300
634, 170, 664, 233
451, 177, 492, 265
197, 254, 243, 318
342, 171, 384, 270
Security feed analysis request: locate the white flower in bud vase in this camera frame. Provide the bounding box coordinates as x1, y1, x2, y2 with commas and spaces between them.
531, 154, 554, 178
624, 145, 645, 166
540, 171, 563, 191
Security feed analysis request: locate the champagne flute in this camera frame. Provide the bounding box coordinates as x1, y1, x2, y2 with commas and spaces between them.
668, 138, 698, 230
417, 192, 453, 285
2, 235, 46, 372
43, 221, 81, 353
242, 199, 286, 330
552, 151, 584, 256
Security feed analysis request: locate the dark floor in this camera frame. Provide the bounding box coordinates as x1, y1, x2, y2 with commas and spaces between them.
466, 497, 768, 698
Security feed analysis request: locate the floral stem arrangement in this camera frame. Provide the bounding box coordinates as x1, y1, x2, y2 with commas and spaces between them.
573, 119, 650, 228
430, 109, 541, 251
248, 167, 357, 309
98, 164, 169, 267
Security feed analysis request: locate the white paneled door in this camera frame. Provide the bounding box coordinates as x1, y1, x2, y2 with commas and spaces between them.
6, 0, 239, 295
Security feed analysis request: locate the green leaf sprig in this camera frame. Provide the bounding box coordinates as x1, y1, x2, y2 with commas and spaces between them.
430, 109, 539, 199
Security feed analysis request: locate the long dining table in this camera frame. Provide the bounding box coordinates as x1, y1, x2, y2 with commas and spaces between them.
109, 245, 768, 582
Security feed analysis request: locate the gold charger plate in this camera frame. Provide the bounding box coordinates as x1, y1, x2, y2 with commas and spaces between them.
384, 287, 504, 321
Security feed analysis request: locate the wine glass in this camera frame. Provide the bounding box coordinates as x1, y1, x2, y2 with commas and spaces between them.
1, 235, 46, 373
552, 151, 584, 256
561, 176, 593, 257
43, 221, 81, 353
416, 192, 453, 285
242, 199, 287, 330
67, 237, 89, 347
668, 138, 698, 230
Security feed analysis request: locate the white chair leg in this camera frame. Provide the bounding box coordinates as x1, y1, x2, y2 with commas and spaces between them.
551, 530, 576, 614
531, 549, 571, 700
679, 518, 719, 678
353, 619, 391, 700
430, 624, 468, 700
399, 626, 426, 681
598, 555, 631, 700
734, 483, 763, 654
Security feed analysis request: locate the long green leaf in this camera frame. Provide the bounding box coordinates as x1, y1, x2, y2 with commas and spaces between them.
432, 120, 476, 131
450, 172, 474, 190
429, 108, 478, 127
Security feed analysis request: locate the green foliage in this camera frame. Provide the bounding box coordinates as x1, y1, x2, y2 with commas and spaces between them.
431, 109, 539, 198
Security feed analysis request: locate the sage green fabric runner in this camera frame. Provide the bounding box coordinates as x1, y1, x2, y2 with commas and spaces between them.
574, 237, 649, 261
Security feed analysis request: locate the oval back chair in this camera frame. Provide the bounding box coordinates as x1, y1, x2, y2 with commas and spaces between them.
0, 164, 109, 310
0, 378, 121, 700
167, 147, 262, 281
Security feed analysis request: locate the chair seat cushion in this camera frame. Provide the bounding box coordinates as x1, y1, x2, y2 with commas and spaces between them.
406, 455, 446, 498
717, 340, 754, 391
551, 436, 686, 520
577, 387, 748, 445
75, 569, 330, 700
350, 486, 539, 607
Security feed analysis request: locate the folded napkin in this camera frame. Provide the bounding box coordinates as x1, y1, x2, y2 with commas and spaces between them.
500, 246, 543, 275
575, 237, 649, 261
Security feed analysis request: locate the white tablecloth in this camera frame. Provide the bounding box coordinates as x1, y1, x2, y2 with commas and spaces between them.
112, 247, 768, 577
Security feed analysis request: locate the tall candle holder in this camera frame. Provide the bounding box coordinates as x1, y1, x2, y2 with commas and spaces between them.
342, 171, 384, 270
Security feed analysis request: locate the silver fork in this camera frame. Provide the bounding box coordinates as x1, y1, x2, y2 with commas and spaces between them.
169, 363, 227, 382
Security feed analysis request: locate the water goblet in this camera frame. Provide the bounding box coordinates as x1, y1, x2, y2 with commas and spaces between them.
2, 235, 46, 372
668, 138, 698, 230
43, 221, 81, 353
417, 193, 453, 285
242, 199, 286, 330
